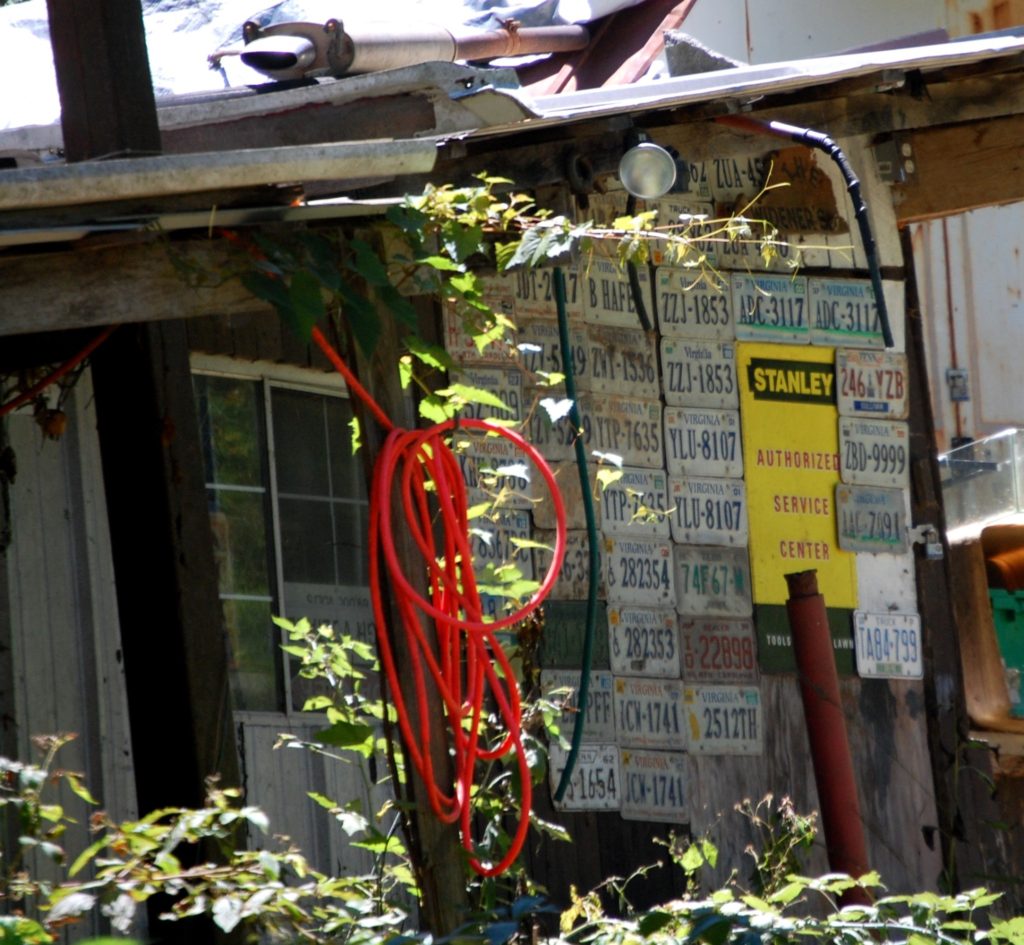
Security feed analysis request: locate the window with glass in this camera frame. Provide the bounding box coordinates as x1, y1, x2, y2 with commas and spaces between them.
193, 368, 371, 713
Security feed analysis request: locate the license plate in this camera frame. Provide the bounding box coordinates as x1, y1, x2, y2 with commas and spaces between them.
674, 545, 753, 617
534, 529, 603, 600
650, 197, 718, 267
517, 318, 591, 391
587, 325, 660, 399
655, 270, 733, 339
599, 466, 671, 539
684, 685, 763, 754
524, 403, 579, 463
681, 618, 759, 684
854, 611, 922, 679
661, 340, 738, 408
669, 476, 748, 546
608, 606, 680, 678
614, 677, 686, 750
453, 430, 532, 511
540, 600, 610, 670
731, 273, 809, 343
839, 418, 910, 487
582, 395, 664, 468
582, 255, 650, 328
443, 283, 517, 364
836, 484, 908, 554
836, 349, 909, 419
706, 154, 765, 202
542, 669, 616, 742
620, 749, 688, 822
678, 159, 713, 199
531, 461, 598, 531
605, 537, 675, 606
664, 406, 743, 478
549, 743, 621, 811
453, 365, 524, 421
470, 509, 534, 579
810, 277, 883, 347
512, 267, 583, 319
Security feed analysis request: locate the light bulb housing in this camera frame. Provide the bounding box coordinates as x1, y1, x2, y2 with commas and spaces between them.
618, 141, 677, 200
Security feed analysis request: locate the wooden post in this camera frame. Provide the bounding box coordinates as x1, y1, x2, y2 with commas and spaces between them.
45, 0, 160, 162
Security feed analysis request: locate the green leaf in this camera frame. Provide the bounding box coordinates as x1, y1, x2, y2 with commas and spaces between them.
406, 336, 454, 372
347, 239, 390, 286
438, 384, 513, 413
315, 721, 374, 750
441, 221, 485, 263
417, 255, 464, 272
639, 911, 674, 936
377, 282, 419, 327
680, 843, 705, 873
286, 270, 327, 340
991, 917, 1024, 944
419, 395, 455, 424
337, 282, 381, 356
689, 912, 733, 945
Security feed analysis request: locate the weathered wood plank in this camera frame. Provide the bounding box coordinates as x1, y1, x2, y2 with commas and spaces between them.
0, 238, 266, 338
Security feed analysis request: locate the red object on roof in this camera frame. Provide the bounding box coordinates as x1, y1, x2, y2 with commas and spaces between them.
519, 0, 697, 93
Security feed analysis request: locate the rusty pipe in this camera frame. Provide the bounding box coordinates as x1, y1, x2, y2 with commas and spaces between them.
785, 570, 871, 904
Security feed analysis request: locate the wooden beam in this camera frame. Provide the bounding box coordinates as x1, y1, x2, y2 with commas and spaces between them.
0, 238, 265, 337
893, 113, 1024, 223
45, 0, 160, 162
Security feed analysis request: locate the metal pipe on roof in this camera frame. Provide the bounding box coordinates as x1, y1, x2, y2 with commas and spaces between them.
0, 138, 438, 212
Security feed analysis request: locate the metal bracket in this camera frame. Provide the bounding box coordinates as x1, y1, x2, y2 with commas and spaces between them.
874, 133, 915, 185
909, 523, 944, 559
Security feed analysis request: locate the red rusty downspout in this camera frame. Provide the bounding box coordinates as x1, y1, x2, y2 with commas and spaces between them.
785, 570, 872, 903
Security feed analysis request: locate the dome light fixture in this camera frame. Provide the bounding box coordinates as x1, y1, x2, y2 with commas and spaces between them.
618, 140, 677, 200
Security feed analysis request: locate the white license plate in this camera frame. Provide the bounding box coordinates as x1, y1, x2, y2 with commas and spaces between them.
605, 537, 675, 606
661, 339, 738, 408
599, 466, 671, 539
839, 417, 910, 487
620, 749, 688, 822
517, 318, 591, 391
836, 349, 909, 419
614, 677, 686, 749
587, 325, 660, 399
531, 461, 598, 531
854, 611, 922, 679
524, 403, 579, 463
453, 430, 532, 510
608, 606, 680, 678
542, 669, 616, 742
512, 267, 583, 319
677, 160, 713, 199
681, 618, 758, 684
731, 273, 809, 343
836, 484, 908, 554
582, 256, 650, 328
582, 395, 664, 468
674, 546, 753, 617
549, 743, 621, 811
706, 154, 765, 202
669, 476, 748, 546
655, 270, 733, 339
664, 406, 743, 478
443, 286, 517, 364
534, 529, 603, 600
651, 197, 717, 267
470, 509, 534, 578
810, 277, 883, 347
684, 685, 763, 754
453, 365, 524, 421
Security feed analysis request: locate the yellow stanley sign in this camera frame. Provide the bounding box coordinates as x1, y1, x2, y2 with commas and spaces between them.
739, 343, 856, 607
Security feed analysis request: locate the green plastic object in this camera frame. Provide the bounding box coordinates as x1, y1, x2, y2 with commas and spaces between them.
989, 588, 1024, 717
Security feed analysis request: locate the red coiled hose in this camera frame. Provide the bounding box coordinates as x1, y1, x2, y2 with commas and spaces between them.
312, 327, 567, 875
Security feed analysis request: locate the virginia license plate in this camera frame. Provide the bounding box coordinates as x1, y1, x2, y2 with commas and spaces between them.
453, 429, 532, 510
542, 669, 616, 742
669, 476, 748, 546
605, 537, 675, 606
684, 685, 763, 754
836, 484, 908, 554
534, 529, 603, 600
614, 677, 686, 750
839, 417, 910, 487
517, 318, 591, 391
599, 466, 671, 539
582, 255, 650, 328
836, 348, 909, 419
655, 269, 733, 339
854, 611, 922, 679
810, 277, 883, 347
660, 339, 738, 408
470, 509, 534, 578
664, 406, 743, 478
608, 606, 680, 678
587, 325, 660, 399
454, 365, 524, 421
681, 617, 759, 684
674, 545, 753, 617
582, 395, 664, 468
620, 748, 688, 822
548, 743, 621, 811
443, 279, 517, 363
512, 266, 583, 319
731, 273, 809, 343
